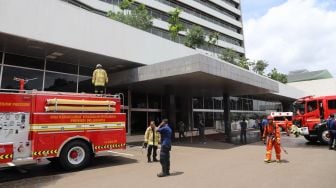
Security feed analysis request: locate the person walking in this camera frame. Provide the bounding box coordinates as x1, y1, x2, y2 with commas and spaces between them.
240, 117, 247, 144
262, 115, 282, 163
326, 114, 335, 150
92, 64, 108, 94
144, 121, 160, 162
198, 119, 206, 144
261, 116, 268, 142
157, 119, 172, 177
177, 121, 186, 142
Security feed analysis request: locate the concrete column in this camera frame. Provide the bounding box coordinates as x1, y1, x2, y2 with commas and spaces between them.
164, 85, 176, 137
127, 89, 132, 135
223, 93, 231, 142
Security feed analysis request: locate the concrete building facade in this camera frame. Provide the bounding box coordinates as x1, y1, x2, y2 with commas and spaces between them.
0, 0, 305, 137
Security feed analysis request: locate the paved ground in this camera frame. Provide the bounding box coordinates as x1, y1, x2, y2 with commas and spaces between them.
0, 132, 335, 188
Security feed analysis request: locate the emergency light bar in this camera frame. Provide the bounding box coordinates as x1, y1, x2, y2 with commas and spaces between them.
270, 112, 293, 117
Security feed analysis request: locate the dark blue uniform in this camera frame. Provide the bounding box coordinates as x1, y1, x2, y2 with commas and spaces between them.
157, 124, 172, 176
327, 117, 335, 149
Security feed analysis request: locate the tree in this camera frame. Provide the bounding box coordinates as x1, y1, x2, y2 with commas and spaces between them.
219, 48, 239, 65
107, 0, 153, 31
207, 32, 219, 55
252, 60, 268, 75
184, 25, 205, 49
267, 68, 288, 83
119, 0, 133, 11
168, 8, 184, 41
237, 57, 253, 70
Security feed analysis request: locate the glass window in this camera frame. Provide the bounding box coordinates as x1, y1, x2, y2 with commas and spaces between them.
148, 94, 161, 109
204, 112, 214, 127
132, 93, 147, 108
79, 65, 95, 76
44, 72, 77, 92
193, 97, 203, 109
1, 66, 43, 90
328, 100, 336, 109
214, 97, 222, 109
0, 51, 3, 62
307, 100, 318, 112
4, 53, 44, 69
46, 60, 78, 74
78, 76, 94, 93
204, 97, 214, 109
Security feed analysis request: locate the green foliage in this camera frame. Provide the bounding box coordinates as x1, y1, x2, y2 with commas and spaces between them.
107, 0, 152, 31
119, 0, 133, 10
219, 48, 254, 70
237, 57, 253, 70
207, 32, 219, 46
168, 8, 184, 41
267, 68, 288, 83
252, 60, 268, 75
219, 48, 239, 65
184, 25, 205, 49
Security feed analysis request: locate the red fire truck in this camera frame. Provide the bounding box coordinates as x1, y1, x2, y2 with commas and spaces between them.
270, 112, 293, 134
0, 90, 126, 170
292, 95, 336, 144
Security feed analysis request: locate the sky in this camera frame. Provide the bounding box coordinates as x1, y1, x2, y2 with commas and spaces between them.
241, 0, 336, 76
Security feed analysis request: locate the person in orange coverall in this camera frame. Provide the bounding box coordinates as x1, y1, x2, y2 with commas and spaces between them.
262, 115, 281, 163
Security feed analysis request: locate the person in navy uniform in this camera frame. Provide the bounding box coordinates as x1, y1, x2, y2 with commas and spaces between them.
157, 118, 172, 177
327, 114, 335, 150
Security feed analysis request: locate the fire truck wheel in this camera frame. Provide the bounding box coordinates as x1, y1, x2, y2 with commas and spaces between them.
318, 128, 329, 145
59, 140, 92, 171
303, 135, 318, 143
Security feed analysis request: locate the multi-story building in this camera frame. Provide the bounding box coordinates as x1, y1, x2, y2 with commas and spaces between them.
70, 0, 244, 57
0, 0, 304, 137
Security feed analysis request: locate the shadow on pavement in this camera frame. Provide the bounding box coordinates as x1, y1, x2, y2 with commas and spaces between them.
0, 155, 137, 187
165, 171, 184, 177
172, 132, 262, 150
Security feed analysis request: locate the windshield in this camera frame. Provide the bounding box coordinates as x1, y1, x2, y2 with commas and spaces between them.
274, 116, 292, 121
292, 101, 305, 115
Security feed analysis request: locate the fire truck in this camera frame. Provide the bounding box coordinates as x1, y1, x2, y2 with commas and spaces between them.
0, 90, 126, 171
291, 95, 336, 144
270, 112, 293, 134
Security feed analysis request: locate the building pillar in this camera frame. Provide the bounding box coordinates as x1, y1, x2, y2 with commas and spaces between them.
0, 51, 5, 88
223, 93, 231, 142
127, 89, 132, 135
164, 85, 176, 138
180, 96, 192, 130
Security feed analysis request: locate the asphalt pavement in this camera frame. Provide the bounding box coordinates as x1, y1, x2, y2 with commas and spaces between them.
0, 132, 335, 188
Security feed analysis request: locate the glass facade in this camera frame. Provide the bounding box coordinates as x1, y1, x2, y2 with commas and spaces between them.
0, 52, 95, 92
192, 96, 283, 130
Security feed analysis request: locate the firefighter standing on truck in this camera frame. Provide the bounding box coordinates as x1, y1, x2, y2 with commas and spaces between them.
92, 64, 108, 94
263, 115, 282, 163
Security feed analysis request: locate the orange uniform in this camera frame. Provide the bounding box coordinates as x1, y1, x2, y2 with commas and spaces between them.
263, 121, 281, 162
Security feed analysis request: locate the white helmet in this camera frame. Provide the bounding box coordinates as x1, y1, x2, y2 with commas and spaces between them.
96, 64, 102, 68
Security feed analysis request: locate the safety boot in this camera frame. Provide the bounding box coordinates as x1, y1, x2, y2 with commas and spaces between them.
276, 159, 281, 163
157, 172, 167, 177
264, 159, 272, 163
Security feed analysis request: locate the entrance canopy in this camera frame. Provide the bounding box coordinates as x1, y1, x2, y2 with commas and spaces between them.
110, 54, 279, 97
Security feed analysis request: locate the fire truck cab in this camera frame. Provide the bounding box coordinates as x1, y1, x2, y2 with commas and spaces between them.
270, 112, 293, 134
291, 95, 336, 144
0, 90, 126, 171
